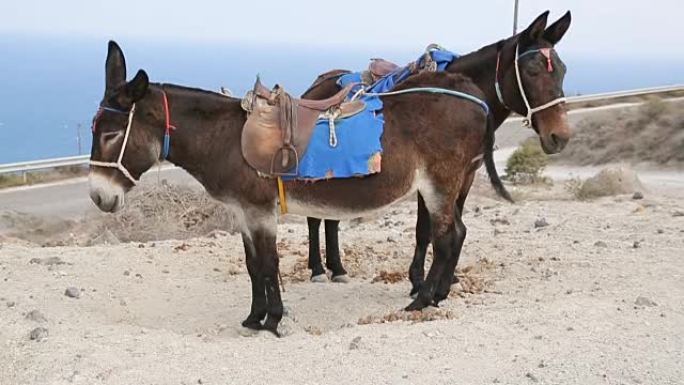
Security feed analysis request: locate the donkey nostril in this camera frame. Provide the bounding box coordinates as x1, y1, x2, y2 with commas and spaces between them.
550, 133, 559, 146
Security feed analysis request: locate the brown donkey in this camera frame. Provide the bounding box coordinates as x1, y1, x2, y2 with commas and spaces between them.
303, 11, 572, 294
88, 12, 570, 333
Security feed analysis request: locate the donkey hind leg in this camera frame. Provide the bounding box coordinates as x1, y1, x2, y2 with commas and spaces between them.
324, 220, 348, 282
405, 200, 458, 311
307, 217, 327, 282
434, 174, 475, 303
433, 206, 467, 305
409, 193, 431, 297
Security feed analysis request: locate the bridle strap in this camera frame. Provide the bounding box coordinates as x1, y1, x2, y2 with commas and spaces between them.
494, 52, 509, 109
513, 44, 566, 127
90, 89, 178, 184
495, 44, 567, 128
89, 104, 139, 185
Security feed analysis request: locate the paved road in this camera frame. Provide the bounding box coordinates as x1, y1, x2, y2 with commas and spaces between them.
1, 101, 681, 221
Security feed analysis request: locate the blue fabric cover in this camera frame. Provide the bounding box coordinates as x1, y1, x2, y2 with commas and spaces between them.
286, 47, 458, 180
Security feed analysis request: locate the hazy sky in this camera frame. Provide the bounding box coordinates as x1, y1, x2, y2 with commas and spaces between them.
1, 0, 683, 57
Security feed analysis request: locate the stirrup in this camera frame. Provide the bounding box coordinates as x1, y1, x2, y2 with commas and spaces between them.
270, 144, 300, 177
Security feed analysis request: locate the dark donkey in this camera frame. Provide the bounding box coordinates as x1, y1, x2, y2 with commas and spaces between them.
88, 14, 570, 333
303, 11, 572, 294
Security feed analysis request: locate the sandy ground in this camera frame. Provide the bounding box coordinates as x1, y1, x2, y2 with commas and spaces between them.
1, 174, 684, 385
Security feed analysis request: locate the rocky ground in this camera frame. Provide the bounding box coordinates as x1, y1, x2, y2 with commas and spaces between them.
1, 173, 683, 385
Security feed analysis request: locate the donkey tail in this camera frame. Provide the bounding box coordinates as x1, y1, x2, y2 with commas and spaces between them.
483, 113, 514, 203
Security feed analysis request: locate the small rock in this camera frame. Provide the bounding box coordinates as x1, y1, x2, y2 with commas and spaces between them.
64, 287, 81, 299
526, 372, 539, 382
635, 296, 657, 307
25, 310, 47, 323
29, 257, 65, 266
123, 270, 130, 276
673, 210, 684, 217
594, 241, 608, 248
6, 301, 15, 308
632, 241, 641, 249
656, 229, 664, 234
632, 191, 644, 200
386, 235, 398, 243
349, 336, 362, 350
29, 327, 49, 341
534, 218, 549, 228
490, 217, 510, 226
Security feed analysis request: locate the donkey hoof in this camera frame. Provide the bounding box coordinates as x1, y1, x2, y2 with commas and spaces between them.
241, 318, 263, 331
331, 274, 350, 283
404, 298, 429, 312
263, 318, 282, 338
311, 274, 328, 283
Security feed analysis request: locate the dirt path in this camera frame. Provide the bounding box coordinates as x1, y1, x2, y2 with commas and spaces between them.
2, 179, 683, 384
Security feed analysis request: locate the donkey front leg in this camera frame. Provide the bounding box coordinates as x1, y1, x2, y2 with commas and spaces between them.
253, 227, 284, 336
241, 233, 267, 330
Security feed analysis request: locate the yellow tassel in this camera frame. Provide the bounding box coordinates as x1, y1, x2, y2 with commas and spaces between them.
277, 177, 288, 215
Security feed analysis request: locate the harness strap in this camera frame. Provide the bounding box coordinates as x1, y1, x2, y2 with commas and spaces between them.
277, 177, 288, 214
161, 89, 176, 160
355, 86, 490, 116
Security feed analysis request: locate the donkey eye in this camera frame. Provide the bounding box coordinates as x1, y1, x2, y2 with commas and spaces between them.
101, 131, 122, 142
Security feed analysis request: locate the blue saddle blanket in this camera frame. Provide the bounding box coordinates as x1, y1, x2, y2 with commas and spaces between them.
285, 47, 459, 181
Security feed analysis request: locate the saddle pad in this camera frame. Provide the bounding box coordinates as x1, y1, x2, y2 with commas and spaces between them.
282, 104, 383, 181
337, 47, 459, 96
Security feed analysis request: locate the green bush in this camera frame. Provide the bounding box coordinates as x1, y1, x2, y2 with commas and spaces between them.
505, 139, 548, 184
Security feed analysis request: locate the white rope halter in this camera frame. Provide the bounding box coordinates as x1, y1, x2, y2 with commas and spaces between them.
513, 44, 566, 128
89, 104, 139, 185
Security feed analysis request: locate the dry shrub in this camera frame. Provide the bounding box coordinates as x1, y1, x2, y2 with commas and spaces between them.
91, 183, 237, 242
371, 270, 406, 284
454, 258, 496, 294
358, 308, 456, 325
281, 256, 310, 283
557, 99, 684, 166
505, 138, 549, 184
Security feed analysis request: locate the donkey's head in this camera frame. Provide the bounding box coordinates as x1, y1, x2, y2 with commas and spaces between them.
89, 41, 166, 212
497, 11, 572, 154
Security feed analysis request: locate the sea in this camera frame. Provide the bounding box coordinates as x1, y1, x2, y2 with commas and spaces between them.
1, 35, 683, 164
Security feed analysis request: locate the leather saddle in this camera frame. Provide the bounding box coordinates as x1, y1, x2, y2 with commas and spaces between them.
368, 58, 400, 81
241, 78, 366, 176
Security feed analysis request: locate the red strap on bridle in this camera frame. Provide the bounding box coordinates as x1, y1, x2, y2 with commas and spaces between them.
540, 48, 554, 72
161, 90, 176, 135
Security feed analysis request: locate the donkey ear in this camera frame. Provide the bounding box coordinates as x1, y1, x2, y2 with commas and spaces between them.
105, 40, 127, 90
544, 11, 572, 45
126, 70, 149, 101
521, 10, 550, 42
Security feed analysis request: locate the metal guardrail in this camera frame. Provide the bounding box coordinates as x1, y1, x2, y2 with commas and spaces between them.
565, 84, 684, 104
1, 84, 683, 176
0, 155, 89, 175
